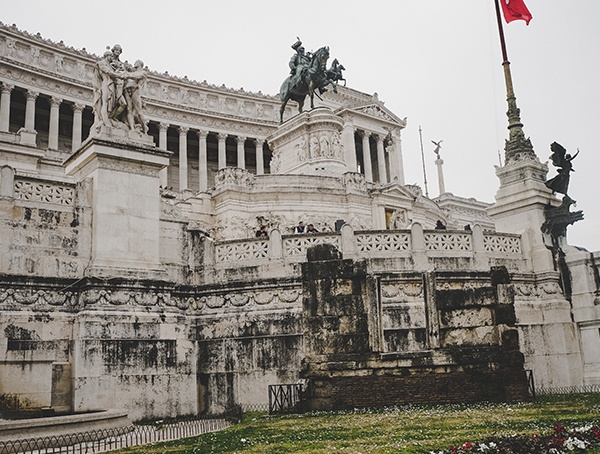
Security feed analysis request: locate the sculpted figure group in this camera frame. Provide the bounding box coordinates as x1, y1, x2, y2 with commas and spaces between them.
93, 44, 148, 134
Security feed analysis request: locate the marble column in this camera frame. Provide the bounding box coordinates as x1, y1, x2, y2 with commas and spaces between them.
236, 136, 246, 169
342, 120, 357, 172
71, 103, 84, 151
24, 90, 38, 130
376, 134, 387, 184
0, 83, 13, 132
218, 133, 227, 169
198, 130, 208, 192
435, 156, 446, 195
255, 139, 265, 175
361, 131, 373, 182
48, 96, 62, 150
158, 122, 169, 187
392, 131, 405, 186
178, 126, 189, 190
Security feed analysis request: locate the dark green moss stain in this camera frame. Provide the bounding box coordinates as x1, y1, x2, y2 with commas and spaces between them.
101, 340, 176, 371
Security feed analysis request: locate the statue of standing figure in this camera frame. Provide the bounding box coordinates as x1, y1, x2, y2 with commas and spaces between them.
92, 44, 148, 133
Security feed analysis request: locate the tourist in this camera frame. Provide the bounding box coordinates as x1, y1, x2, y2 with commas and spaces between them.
293, 221, 305, 234
256, 225, 269, 238
306, 224, 318, 234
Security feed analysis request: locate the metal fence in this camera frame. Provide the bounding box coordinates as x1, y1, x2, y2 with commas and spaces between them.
0, 407, 242, 454
268, 383, 306, 414
536, 383, 600, 395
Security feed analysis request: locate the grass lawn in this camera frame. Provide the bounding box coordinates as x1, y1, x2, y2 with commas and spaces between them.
117, 393, 600, 453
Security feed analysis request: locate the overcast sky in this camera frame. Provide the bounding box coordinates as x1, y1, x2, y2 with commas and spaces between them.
4, 1, 599, 251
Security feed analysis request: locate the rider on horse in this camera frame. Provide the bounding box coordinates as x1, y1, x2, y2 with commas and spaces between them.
289, 38, 312, 86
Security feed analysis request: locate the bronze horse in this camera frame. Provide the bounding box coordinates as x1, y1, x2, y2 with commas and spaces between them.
279, 46, 335, 123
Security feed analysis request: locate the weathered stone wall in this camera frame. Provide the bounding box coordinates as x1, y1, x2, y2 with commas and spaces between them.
72, 310, 197, 421
301, 245, 529, 411
0, 176, 90, 279
0, 309, 73, 413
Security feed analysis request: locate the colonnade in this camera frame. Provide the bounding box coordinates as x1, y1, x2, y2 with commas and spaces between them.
343, 124, 405, 186
1, 80, 404, 190
0, 83, 89, 151
155, 122, 267, 192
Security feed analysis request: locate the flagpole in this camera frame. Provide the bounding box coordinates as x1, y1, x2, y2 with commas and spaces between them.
493, 0, 536, 163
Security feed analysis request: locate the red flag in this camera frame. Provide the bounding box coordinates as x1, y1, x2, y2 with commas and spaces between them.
501, 0, 533, 25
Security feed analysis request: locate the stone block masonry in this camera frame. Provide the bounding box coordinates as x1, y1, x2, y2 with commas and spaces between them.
301, 244, 529, 411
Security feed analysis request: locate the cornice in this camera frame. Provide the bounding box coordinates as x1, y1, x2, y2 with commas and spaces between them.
0, 21, 278, 101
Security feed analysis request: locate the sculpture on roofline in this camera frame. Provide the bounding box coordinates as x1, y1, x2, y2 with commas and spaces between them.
279, 38, 346, 123
92, 44, 148, 134
432, 140, 443, 159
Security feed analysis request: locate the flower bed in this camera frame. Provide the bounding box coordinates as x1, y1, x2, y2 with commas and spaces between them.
434, 423, 600, 454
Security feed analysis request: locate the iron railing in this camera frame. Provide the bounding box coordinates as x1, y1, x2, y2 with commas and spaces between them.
268, 383, 306, 414
0, 406, 242, 454
535, 383, 600, 395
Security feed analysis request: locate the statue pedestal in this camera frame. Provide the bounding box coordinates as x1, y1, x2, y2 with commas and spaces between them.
267, 107, 347, 177
64, 134, 171, 279
488, 157, 556, 273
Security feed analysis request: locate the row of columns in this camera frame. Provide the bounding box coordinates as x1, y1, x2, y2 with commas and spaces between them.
1, 82, 404, 188
341, 122, 404, 185
157, 122, 266, 191
0, 83, 84, 151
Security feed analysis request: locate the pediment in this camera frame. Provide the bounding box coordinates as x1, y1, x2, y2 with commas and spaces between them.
377, 183, 420, 201
340, 102, 406, 126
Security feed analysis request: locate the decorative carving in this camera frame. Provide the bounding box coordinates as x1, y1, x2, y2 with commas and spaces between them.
380, 282, 423, 300
342, 172, 367, 192
390, 209, 409, 229
214, 167, 255, 189
270, 149, 281, 174
483, 234, 522, 254
296, 135, 308, 162
356, 232, 410, 253
283, 234, 340, 257
215, 239, 269, 263
14, 178, 75, 206
424, 232, 472, 251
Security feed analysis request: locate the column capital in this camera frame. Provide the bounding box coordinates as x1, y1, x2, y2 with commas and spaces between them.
50, 96, 63, 107
236, 136, 247, 144
26, 90, 39, 101
254, 138, 264, 146
197, 129, 208, 139
178, 125, 189, 135
360, 130, 371, 139
159, 122, 170, 132
1, 83, 14, 94
73, 103, 85, 113
217, 133, 228, 141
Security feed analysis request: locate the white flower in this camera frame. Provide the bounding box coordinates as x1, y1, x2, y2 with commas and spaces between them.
564, 437, 587, 451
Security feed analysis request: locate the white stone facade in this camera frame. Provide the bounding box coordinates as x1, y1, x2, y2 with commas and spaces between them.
0, 23, 598, 420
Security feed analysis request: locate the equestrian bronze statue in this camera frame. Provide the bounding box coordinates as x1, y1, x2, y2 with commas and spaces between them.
279, 39, 345, 123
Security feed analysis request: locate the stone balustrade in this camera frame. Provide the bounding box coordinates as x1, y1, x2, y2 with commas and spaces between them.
212, 223, 524, 273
